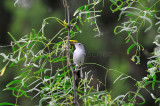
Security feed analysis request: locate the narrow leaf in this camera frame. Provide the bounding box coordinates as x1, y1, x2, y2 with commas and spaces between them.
8, 32, 21, 48
32, 29, 37, 37
34, 69, 46, 74
113, 74, 123, 84
6, 80, 22, 87
0, 102, 14, 106
28, 41, 35, 49
0, 66, 6, 76
152, 75, 156, 90
73, 6, 85, 16
127, 44, 136, 54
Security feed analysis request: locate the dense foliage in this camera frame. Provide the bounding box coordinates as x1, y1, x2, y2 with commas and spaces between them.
0, 0, 160, 106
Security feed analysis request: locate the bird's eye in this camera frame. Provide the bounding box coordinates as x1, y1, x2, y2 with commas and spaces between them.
79, 43, 81, 45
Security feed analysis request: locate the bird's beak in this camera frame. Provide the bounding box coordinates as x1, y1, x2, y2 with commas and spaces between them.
69, 40, 78, 47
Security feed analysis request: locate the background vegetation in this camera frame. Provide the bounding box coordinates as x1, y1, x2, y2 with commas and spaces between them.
0, 0, 159, 105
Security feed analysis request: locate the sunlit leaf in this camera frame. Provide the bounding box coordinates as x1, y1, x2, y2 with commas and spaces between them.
125, 35, 131, 43
43, 55, 50, 62
155, 98, 160, 103
0, 66, 6, 76
0, 102, 15, 106
14, 70, 30, 79
79, 17, 84, 25
73, 6, 85, 16
127, 44, 136, 55
128, 92, 131, 102
75, 25, 81, 32
6, 80, 22, 87
32, 29, 37, 37
34, 69, 46, 74
32, 55, 43, 62
28, 41, 35, 49
152, 75, 156, 90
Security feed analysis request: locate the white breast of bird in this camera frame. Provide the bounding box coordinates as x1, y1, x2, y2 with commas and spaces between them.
73, 43, 86, 66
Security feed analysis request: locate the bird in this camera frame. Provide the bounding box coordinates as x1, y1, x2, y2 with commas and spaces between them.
73, 42, 86, 78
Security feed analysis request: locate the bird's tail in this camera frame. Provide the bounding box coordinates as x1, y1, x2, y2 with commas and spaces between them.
75, 66, 83, 79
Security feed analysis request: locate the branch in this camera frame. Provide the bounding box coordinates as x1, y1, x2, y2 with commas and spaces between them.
63, 0, 78, 105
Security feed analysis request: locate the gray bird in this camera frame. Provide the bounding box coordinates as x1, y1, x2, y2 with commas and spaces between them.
73, 43, 86, 78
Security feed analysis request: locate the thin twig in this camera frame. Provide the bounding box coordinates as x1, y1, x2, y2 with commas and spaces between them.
63, 0, 78, 105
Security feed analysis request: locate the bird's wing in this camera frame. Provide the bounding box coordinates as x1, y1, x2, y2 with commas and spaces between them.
80, 53, 86, 64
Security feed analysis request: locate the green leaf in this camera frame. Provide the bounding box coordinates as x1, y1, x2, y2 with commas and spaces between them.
131, 55, 140, 64
118, 11, 140, 21
128, 92, 131, 102
131, 55, 136, 62
43, 55, 50, 62
131, 18, 135, 21
4, 87, 30, 98
52, 56, 67, 63
155, 98, 160, 103
34, 69, 46, 74
126, 14, 133, 16
79, 17, 84, 25
73, 6, 85, 16
6, 80, 22, 87
91, 21, 96, 25
148, 63, 153, 68
70, 30, 75, 35
52, 42, 63, 49
136, 56, 140, 64
28, 41, 35, 49
114, 26, 119, 35
12, 46, 16, 52
146, 7, 150, 10
75, 25, 80, 32
14, 70, 30, 79
32, 55, 43, 62
127, 44, 136, 54
93, 28, 98, 31
32, 29, 37, 37
51, 56, 61, 62
110, 1, 123, 13
8, 32, 21, 48
85, 5, 90, 19
136, 92, 145, 105
152, 75, 156, 90
21, 42, 28, 47
110, 0, 116, 5
78, 90, 86, 94
81, 91, 106, 99
125, 35, 131, 43
44, 76, 50, 79
0, 102, 15, 106
9, 62, 16, 67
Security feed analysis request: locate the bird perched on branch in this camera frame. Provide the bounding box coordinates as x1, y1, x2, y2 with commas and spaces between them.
70, 40, 86, 78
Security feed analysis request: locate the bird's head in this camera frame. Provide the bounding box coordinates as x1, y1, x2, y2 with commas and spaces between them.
73, 43, 85, 50
69, 40, 85, 50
